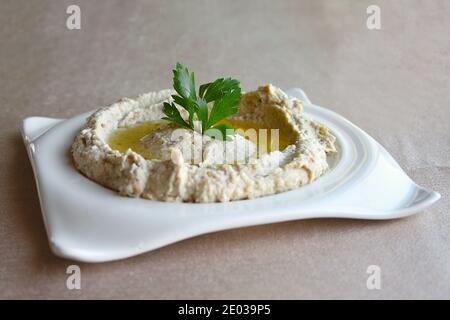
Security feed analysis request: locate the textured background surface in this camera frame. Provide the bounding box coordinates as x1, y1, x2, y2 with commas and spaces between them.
0, 0, 449, 299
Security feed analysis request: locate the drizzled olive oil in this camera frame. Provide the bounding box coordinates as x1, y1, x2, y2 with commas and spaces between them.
220, 119, 291, 154
107, 120, 290, 159
107, 121, 167, 160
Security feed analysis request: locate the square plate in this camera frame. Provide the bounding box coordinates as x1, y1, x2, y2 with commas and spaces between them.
21, 88, 440, 262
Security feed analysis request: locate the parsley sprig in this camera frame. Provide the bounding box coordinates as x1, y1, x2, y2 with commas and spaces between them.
162, 63, 241, 140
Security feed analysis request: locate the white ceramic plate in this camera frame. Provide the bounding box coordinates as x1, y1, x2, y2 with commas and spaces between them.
21, 88, 440, 263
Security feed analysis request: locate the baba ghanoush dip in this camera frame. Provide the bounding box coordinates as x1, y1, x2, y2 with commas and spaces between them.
71, 63, 336, 203
71, 84, 336, 203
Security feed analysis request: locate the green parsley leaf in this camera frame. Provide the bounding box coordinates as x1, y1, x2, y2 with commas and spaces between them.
198, 82, 211, 99
200, 78, 240, 103
195, 98, 209, 133
161, 102, 191, 129
163, 62, 241, 140
171, 95, 197, 127
173, 63, 196, 100
208, 86, 241, 126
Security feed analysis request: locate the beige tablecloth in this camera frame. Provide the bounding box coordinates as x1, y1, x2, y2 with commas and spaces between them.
0, 0, 449, 299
